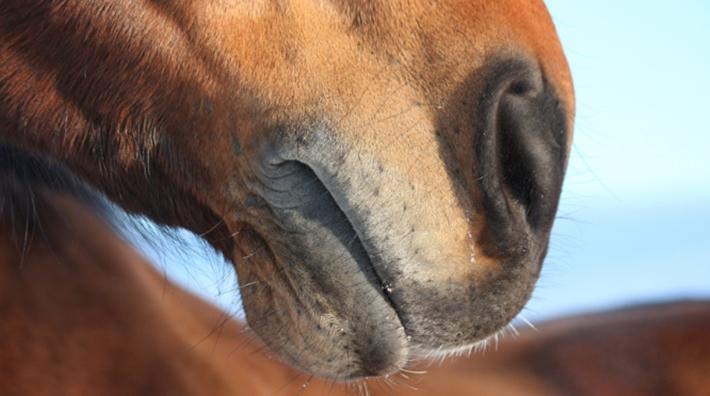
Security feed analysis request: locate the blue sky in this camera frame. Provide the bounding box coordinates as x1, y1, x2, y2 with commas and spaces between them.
138, 1, 710, 322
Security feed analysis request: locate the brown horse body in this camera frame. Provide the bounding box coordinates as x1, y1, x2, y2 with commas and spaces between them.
1, 168, 709, 395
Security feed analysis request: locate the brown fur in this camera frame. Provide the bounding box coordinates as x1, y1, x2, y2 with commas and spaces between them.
2, 0, 576, 379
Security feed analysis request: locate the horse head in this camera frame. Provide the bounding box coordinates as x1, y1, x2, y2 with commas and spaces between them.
0, 0, 573, 380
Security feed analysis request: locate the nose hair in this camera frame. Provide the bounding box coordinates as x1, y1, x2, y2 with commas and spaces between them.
476, 58, 569, 260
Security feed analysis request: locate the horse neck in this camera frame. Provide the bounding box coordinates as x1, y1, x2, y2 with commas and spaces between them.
0, 2, 232, 231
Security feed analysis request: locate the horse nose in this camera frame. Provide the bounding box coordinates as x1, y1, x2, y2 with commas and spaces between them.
476, 59, 569, 260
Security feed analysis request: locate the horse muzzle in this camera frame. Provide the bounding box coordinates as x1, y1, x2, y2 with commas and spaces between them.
229, 55, 570, 380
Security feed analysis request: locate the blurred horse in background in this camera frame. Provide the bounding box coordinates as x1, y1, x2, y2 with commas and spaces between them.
1, 162, 708, 394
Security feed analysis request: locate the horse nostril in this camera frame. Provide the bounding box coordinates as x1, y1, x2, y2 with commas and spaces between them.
476, 59, 569, 258
497, 81, 567, 229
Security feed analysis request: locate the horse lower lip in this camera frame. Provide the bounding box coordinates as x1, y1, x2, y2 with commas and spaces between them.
293, 165, 406, 324
241, 228, 408, 378
329, 194, 404, 322
237, 161, 408, 378
308, 179, 413, 346
256, 159, 404, 319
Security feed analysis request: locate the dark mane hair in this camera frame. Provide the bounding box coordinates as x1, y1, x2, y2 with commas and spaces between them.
1, 140, 230, 274
0, 141, 112, 241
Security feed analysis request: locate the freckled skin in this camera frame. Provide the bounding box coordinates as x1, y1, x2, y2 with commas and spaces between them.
1, 0, 573, 380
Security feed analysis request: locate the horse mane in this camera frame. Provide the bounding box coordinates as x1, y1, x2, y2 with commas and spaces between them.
0, 141, 230, 279
0, 142, 113, 244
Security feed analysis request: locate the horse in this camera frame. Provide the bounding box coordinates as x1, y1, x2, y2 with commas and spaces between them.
0, 0, 577, 383
3, 158, 710, 395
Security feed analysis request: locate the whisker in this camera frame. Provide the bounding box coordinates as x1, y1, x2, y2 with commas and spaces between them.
520, 315, 538, 331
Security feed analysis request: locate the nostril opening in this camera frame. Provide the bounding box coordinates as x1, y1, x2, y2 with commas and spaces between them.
507, 79, 535, 96
496, 80, 567, 230
475, 58, 569, 256
498, 98, 536, 218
